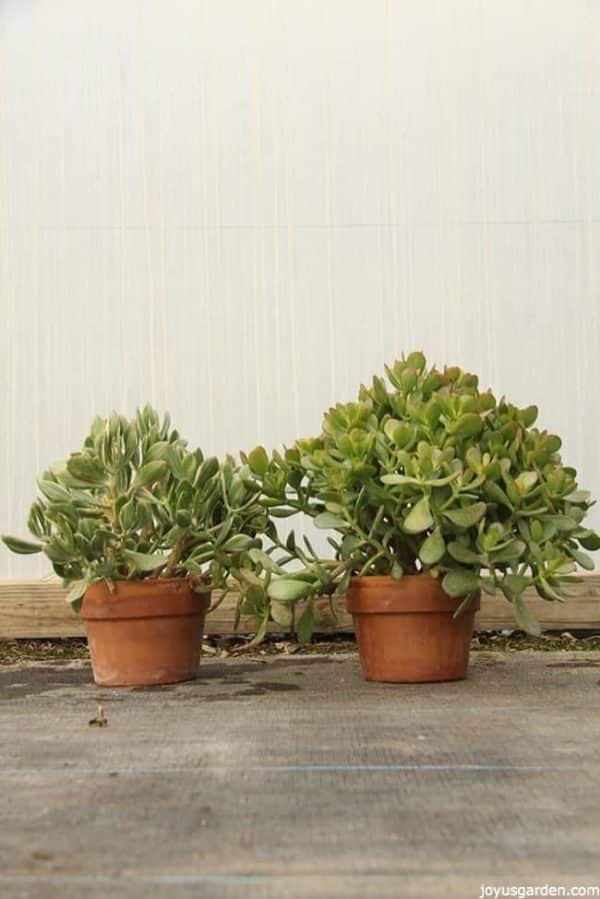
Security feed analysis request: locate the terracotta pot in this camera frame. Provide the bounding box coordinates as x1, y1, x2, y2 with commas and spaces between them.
79, 577, 210, 686
346, 574, 480, 683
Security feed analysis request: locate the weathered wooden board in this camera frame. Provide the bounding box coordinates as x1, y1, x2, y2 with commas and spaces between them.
0, 575, 599, 638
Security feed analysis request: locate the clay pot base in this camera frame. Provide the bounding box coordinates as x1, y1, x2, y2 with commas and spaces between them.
346, 574, 480, 683
79, 578, 210, 687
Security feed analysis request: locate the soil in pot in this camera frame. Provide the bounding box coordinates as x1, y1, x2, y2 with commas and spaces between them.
346, 574, 480, 683
79, 577, 210, 686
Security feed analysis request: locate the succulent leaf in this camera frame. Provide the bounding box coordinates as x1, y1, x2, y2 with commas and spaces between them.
443, 503, 486, 528
419, 530, 446, 565
1, 535, 43, 554
442, 569, 480, 597
403, 497, 433, 534
267, 578, 314, 602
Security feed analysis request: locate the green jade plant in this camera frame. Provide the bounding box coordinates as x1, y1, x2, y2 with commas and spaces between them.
246, 353, 599, 640
2, 406, 280, 641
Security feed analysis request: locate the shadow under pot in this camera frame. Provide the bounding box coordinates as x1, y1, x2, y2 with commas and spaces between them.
346, 574, 480, 683
79, 577, 210, 687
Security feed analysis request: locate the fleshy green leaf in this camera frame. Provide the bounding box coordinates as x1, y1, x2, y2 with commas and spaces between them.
37, 480, 72, 503
447, 541, 481, 565
480, 577, 497, 596
448, 413, 483, 438
221, 534, 258, 553
537, 577, 567, 602
1, 535, 43, 555
381, 473, 419, 486
248, 548, 284, 573
530, 520, 544, 542
65, 579, 88, 608
484, 481, 513, 508
383, 420, 414, 448
143, 441, 171, 463
423, 471, 462, 487
405, 350, 426, 372
511, 593, 541, 637
296, 600, 315, 644
123, 550, 170, 572
452, 591, 477, 619
541, 515, 577, 533
419, 530, 446, 565
164, 446, 187, 480
566, 490, 591, 505
247, 446, 269, 477
465, 447, 482, 471
391, 561, 404, 581
403, 497, 433, 534
194, 456, 219, 488
579, 532, 600, 551
503, 573, 532, 594
66, 454, 106, 484
250, 608, 270, 646
519, 405, 538, 427
442, 569, 480, 597
515, 471, 538, 493
131, 461, 168, 490
569, 548, 595, 571
314, 512, 348, 530
270, 600, 294, 628
119, 500, 138, 531
543, 435, 562, 453
267, 578, 314, 602
443, 502, 486, 528
488, 539, 526, 563
340, 535, 363, 560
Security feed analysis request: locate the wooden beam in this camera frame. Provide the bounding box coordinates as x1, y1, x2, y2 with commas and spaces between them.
0, 575, 599, 639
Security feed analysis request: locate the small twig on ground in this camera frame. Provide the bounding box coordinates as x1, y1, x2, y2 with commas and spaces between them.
88, 704, 108, 727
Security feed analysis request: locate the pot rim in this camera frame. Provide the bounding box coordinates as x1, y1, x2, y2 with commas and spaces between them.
349, 573, 441, 587
85, 574, 208, 588
346, 573, 480, 615
79, 576, 211, 621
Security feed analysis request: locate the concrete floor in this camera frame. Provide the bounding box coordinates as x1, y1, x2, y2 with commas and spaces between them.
1, 651, 599, 899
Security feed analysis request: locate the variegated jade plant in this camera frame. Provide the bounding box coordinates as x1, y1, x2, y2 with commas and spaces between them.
1, 407, 277, 624
246, 353, 599, 639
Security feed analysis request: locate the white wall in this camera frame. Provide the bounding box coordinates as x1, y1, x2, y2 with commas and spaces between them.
1, 0, 599, 576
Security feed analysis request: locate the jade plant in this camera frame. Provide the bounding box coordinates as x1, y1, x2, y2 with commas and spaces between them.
1, 407, 277, 624
245, 353, 599, 639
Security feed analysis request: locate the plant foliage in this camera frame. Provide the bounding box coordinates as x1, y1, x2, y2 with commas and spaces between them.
2, 407, 277, 615
247, 353, 599, 639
